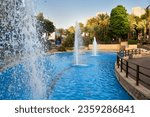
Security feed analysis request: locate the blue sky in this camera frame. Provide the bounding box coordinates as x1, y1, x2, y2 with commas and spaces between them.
35, 0, 150, 29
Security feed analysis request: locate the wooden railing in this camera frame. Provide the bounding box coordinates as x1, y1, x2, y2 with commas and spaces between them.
117, 49, 150, 88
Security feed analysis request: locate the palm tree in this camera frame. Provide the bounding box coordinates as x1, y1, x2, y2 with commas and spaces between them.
96, 13, 109, 43
129, 14, 146, 44
85, 13, 110, 43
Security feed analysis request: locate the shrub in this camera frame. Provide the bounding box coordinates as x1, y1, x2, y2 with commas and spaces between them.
57, 46, 66, 51
128, 39, 138, 45
62, 33, 74, 48
65, 47, 73, 50
102, 36, 112, 44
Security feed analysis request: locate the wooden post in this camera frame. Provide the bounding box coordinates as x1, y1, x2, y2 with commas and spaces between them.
135, 49, 137, 55
128, 50, 130, 56
126, 61, 128, 77
139, 49, 141, 54
120, 59, 123, 72
136, 65, 139, 86
117, 55, 119, 68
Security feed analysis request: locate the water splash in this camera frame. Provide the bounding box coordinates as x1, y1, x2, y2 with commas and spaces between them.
74, 22, 83, 65
0, 0, 47, 99
92, 37, 98, 56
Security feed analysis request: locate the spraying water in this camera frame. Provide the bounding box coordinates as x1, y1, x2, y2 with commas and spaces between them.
74, 23, 83, 65
92, 37, 97, 56
0, 0, 47, 99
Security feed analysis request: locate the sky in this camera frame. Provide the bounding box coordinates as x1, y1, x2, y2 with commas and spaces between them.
35, 0, 150, 29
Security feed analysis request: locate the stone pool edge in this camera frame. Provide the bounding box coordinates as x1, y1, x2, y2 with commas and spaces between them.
115, 63, 150, 100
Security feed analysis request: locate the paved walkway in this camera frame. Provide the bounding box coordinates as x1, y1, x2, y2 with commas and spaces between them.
128, 56, 150, 68
127, 56, 150, 89
141, 45, 150, 50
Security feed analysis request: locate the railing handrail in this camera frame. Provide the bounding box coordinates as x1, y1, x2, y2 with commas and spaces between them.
117, 49, 150, 87
117, 54, 150, 70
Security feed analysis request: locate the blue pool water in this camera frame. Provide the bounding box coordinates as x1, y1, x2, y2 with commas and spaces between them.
0, 52, 133, 100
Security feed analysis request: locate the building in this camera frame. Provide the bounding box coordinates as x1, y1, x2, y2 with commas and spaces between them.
48, 31, 64, 46
132, 7, 145, 17
48, 32, 56, 45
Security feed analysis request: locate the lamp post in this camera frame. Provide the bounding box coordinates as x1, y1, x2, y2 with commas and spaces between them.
146, 5, 150, 43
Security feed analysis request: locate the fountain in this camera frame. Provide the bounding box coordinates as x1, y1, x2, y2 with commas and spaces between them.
0, 0, 47, 99
0, 1, 134, 100
74, 22, 83, 65
92, 37, 98, 56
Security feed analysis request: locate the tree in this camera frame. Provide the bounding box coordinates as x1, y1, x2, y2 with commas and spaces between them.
36, 12, 44, 21
85, 13, 110, 43
128, 14, 147, 45
145, 6, 150, 43
57, 28, 65, 36
62, 33, 74, 48
96, 13, 110, 43
61, 26, 75, 49
36, 13, 55, 51
67, 26, 75, 34
79, 22, 84, 32
109, 5, 130, 41
86, 17, 98, 38
36, 12, 55, 34
43, 19, 55, 33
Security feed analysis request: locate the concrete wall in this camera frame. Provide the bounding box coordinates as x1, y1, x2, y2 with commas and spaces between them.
115, 64, 150, 100
120, 42, 128, 46
89, 44, 121, 51
88, 42, 137, 51
126, 45, 137, 50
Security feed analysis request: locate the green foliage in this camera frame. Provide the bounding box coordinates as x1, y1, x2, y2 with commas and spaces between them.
57, 46, 66, 51
36, 13, 55, 51
36, 12, 55, 33
83, 37, 93, 46
62, 5, 148, 47
85, 13, 109, 43
65, 47, 74, 50
109, 5, 130, 40
141, 14, 147, 19
62, 33, 74, 48
128, 14, 146, 41
36, 12, 44, 21
67, 26, 75, 34
43, 19, 55, 33
79, 22, 84, 31
128, 39, 138, 44
101, 36, 112, 44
